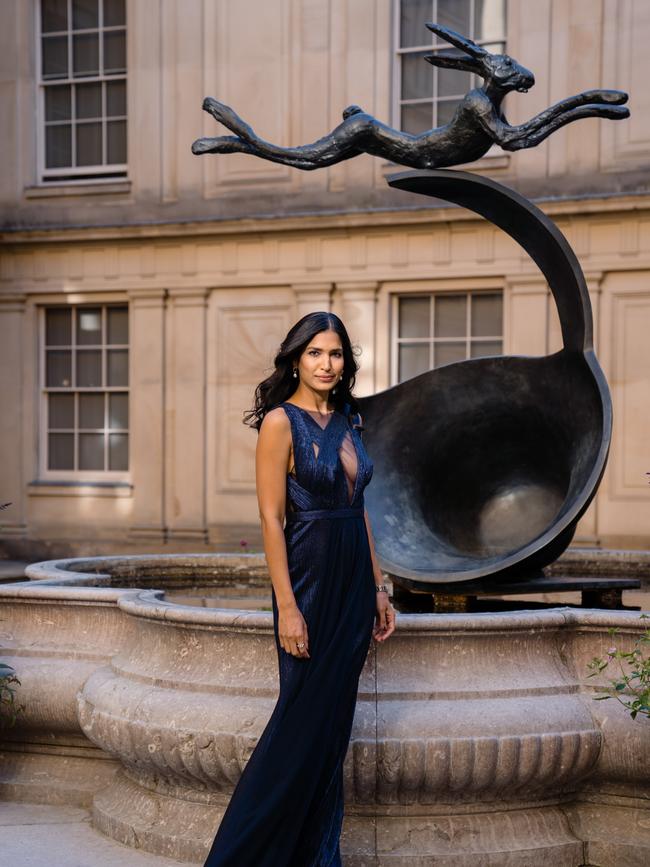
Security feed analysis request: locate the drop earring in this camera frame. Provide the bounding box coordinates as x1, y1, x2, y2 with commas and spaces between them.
292, 368, 298, 379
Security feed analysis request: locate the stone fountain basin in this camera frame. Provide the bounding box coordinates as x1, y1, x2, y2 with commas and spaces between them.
0, 553, 648, 866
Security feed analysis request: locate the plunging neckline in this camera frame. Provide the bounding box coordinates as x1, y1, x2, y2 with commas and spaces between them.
283, 402, 337, 429
282, 401, 361, 507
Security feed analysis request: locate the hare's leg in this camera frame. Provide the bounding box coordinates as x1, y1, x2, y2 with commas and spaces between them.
503, 90, 629, 140
195, 107, 382, 170
191, 135, 256, 156
501, 103, 629, 151
202, 98, 260, 144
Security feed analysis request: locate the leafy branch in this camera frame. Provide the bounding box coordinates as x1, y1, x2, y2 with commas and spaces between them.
0, 662, 25, 730
587, 614, 650, 720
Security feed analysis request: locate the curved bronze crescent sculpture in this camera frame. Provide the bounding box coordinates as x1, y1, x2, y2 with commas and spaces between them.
356, 169, 612, 588
192, 21, 625, 590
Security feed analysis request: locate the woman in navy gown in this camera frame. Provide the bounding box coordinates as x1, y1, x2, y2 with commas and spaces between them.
203, 311, 396, 866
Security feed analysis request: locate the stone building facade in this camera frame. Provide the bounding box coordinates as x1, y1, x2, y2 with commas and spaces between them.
0, 0, 649, 558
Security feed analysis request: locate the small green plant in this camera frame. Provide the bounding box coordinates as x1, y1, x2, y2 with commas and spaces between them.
0, 661, 25, 730
587, 614, 650, 720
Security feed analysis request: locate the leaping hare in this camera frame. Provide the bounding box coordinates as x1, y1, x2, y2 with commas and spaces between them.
192, 22, 629, 171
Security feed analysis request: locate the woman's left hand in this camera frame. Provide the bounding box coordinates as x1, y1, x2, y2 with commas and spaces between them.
373, 588, 396, 642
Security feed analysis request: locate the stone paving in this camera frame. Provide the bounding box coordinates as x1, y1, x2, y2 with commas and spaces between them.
0, 802, 201, 866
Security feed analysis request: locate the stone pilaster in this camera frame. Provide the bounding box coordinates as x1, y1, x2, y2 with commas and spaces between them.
504, 276, 549, 357
291, 282, 332, 319
165, 287, 209, 544
0, 293, 28, 540
335, 281, 379, 396
127, 288, 167, 544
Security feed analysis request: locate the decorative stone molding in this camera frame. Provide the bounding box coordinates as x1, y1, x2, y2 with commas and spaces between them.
1, 556, 648, 864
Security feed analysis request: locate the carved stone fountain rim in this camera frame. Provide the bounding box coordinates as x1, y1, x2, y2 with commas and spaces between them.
2, 554, 645, 634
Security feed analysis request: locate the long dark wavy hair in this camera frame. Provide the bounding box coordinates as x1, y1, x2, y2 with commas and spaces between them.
243, 311, 363, 432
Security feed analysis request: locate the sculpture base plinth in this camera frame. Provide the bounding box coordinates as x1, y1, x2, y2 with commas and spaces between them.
391, 573, 640, 613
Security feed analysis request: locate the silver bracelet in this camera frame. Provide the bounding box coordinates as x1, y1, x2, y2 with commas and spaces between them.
375, 584, 388, 593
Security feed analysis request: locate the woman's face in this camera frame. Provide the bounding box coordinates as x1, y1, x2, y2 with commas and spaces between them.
296, 329, 344, 393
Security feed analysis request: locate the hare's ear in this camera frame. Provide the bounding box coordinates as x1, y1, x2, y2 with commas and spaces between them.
424, 52, 482, 75
426, 22, 487, 60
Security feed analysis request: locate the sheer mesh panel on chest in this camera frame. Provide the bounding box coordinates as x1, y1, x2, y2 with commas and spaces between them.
286, 406, 358, 506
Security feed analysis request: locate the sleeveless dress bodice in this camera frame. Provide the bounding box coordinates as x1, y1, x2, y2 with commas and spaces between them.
283, 401, 373, 515
203, 399, 377, 867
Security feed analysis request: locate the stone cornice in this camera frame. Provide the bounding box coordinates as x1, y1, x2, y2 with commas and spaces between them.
2, 191, 650, 247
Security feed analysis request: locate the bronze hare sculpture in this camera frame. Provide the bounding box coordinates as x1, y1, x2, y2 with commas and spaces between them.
192, 22, 629, 171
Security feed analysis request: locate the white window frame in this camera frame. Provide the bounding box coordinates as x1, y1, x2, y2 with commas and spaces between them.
392, 0, 508, 147
36, 0, 128, 184
39, 303, 130, 482
390, 287, 504, 385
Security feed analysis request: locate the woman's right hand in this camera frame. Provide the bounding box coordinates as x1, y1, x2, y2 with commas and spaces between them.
278, 603, 310, 658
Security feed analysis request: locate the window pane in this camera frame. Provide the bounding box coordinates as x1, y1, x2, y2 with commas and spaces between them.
72, 0, 99, 29
435, 342, 466, 368
470, 340, 502, 359
109, 393, 128, 429
107, 349, 128, 386
103, 30, 126, 73
104, 0, 126, 27
400, 0, 431, 48
77, 307, 102, 344
475, 0, 506, 41
42, 35, 68, 78
437, 98, 462, 126
435, 295, 466, 337
77, 350, 102, 386
107, 120, 126, 163
438, 0, 470, 37
46, 350, 72, 387
107, 307, 128, 343
438, 50, 471, 97
79, 433, 104, 469
46, 308, 72, 345
401, 102, 432, 134
106, 80, 126, 116
49, 394, 75, 429
471, 293, 502, 336
42, 0, 68, 33
45, 124, 72, 167
49, 433, 74, 470
76, 82, 102, 118
399, 296, 430, 338
401, 51, 432, 100
76, 121, 102, 165
45, 85, 71, 121
399, 343, 430, 381
79, 392, 104, 428
73, 32, 99, 76
109, 433, 128, 470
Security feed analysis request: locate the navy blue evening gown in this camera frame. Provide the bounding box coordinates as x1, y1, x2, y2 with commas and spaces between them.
203, 400, 376, 866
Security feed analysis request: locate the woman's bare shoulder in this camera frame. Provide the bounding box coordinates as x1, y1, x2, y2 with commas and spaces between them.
259, 406, 290, 436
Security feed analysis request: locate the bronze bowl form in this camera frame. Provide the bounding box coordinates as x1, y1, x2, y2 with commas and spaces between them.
357, 170, 612, 589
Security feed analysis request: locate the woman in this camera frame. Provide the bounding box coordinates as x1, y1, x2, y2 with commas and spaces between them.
203, 311, 396, 866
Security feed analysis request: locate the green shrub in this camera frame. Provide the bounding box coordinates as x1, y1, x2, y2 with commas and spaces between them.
587, 614, 650, 721
0, 662, 25, 730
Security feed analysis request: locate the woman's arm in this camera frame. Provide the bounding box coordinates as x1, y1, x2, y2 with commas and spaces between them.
363, 507, 385, 584
364, 506, 396, 642
255, 408, 296, 612
256, 408, 310, 658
